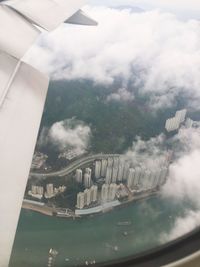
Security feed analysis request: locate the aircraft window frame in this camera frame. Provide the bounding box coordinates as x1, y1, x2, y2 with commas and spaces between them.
93, 227, 200, 267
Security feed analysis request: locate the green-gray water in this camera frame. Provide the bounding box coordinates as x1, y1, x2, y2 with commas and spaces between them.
10, 195, 191, 267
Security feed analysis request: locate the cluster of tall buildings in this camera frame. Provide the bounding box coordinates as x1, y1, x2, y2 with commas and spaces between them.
185, 118, 200, 129
95, 157, 131, 184
76, 185, 98, 209
165, 109, 187, 132
75, 168, 92, 188
94, 157, 168, 189
101, 183, 118, 202
28, 184, 66, 200
126, 166, 168, 192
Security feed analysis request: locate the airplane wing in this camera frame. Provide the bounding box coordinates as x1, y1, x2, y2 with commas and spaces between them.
0, 1, 97, 267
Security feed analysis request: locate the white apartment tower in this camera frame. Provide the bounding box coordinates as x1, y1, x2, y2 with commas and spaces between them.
105, 167, 112, 184
37, 186, 44, 196
101, 159, 108, 177
84, 173, 91, 188
84, 189, 91, 206
101, 184, 109, 202
107, 158, 114, 168
95, 161, 101, 179
109, 183, 118, 201
85, 168, 92, 176
77, 192, 85, 209
127, 168, 135, 189
112, 166, 118, 183
31, 185, 37, 195
46, 184, 54, 197
91, 185, 98, 202
123, 162, 130, 181
75, 169, 83, 183
133, 167, 142, 187
175, 109, 187, 123
117, 159, 124, 182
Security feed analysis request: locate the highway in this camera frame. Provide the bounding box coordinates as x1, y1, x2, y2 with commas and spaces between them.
30, 154, 121, 179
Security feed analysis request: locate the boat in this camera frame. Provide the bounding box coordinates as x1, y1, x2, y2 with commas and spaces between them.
117, 221, 131, 226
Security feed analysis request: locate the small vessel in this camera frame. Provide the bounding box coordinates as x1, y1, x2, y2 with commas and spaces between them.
117, 221, 131, 226
123, 231, 128, 236
114, 246, 119, 251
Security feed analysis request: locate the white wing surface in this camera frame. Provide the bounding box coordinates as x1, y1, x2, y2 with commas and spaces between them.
5, 0, 87, 30
0, 5, 39, 59
0, 1, 96, 266
0, 53, 49, 267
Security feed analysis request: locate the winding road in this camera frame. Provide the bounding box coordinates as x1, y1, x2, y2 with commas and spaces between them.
30, 154, 121, 178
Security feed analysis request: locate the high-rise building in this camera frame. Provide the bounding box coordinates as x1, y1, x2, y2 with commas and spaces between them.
142, 170, 151, 190
75, 169, 83, 183
85, 168, 92, 176
101, 159, 108, 177
37, 186, 44, 196
133, 167, 142, 187
123, 162, 130, 181
148, 171, 156, 190
77, 192, 85, 209
31, 185, 37, 195
113, 157, 119, 167
185, 118, 193, 128
101, 184, 109, 202
107, 158, 114, 168
165, 109, 187, 132
165, 117, 180, 132
46, 184, 54, 197
117, 159, 124, 182
127, 168, 135, 189
91, 185, 98, 202
105, 167, 112, 184
84, 173, 91, 188
84, 189, 91, 206
112, 166, 118, 183
95, 161, 101, 179
175, 109, 187, 123
109, 183, 117, 201
152, 169, 162, 188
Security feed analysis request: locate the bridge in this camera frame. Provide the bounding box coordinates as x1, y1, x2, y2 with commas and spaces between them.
30, 154, 121, 179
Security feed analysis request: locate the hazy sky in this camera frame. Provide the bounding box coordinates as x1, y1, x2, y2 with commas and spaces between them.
88, 0, 200, 19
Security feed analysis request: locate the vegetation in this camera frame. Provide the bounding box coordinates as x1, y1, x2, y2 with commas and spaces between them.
38, 79, 183, 156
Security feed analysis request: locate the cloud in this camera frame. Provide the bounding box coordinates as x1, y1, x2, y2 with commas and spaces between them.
125, 134, 169, 169
90, 0, 200, 20
160, 210, 200, 243
39, 118, 91, 154
158, 126, 200, 241
106, 88, 134, 102
25, 6, 200, 109
162, 127, 200, 205
123, 126, 200, 241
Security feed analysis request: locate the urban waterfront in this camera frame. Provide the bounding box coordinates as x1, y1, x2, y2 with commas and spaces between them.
10, 195, 192, 267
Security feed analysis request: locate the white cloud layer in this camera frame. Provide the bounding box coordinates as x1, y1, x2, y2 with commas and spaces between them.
160, 126, 200, 242
124, 126, 200, 242
162, 127, 200, 204
160, 210, 200, 242
25, 6, 200, 109
39, 118, 91, 154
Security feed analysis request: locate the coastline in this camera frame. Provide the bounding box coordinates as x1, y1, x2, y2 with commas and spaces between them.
22, 190, 159, 219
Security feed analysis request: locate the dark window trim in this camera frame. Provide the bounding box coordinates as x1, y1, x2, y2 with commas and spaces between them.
79, 227, 200, 267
